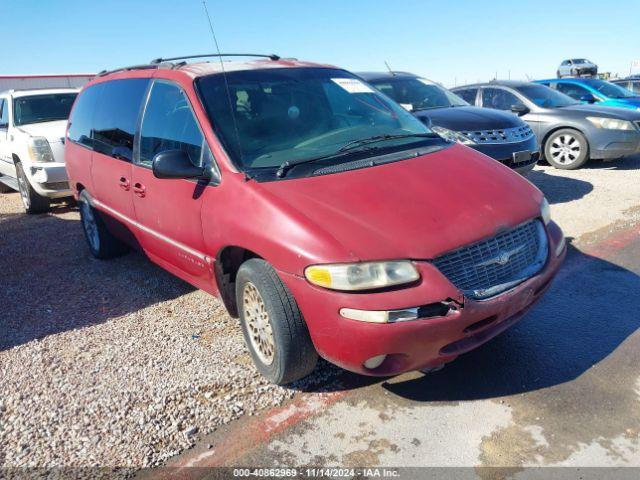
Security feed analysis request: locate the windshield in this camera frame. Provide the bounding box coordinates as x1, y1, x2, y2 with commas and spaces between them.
515, 84, 579, 108
584, 79, 636, 99
13, 93, 77, 126
572, 59, 589, 64
369, 77, 468, 111
196, 68, 439, 174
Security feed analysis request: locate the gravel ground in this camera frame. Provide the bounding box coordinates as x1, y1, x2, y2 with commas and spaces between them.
0, 192, 338, 471
1, 155, 639, 471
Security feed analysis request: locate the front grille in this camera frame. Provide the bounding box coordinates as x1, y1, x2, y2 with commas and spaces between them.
432, 220, 548, 299
460, 125, 534, 145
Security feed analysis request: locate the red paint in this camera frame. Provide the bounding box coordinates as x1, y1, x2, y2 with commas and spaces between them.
65, 59, 564, 377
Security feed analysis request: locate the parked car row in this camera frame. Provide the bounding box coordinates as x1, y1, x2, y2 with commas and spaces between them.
2, 53, 638, 385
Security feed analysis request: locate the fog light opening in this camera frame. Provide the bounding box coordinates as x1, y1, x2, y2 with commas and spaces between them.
363, 354, 387, 370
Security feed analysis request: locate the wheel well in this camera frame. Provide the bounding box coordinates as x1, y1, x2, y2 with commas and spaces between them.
215, 246, 262, 317
541, 126, 589, 159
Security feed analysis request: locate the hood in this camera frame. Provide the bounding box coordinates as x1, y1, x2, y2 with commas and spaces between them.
17, 120, 67, 143
257, 144, 543, 261
561, 104, 640, 120
413, 106, 524, 131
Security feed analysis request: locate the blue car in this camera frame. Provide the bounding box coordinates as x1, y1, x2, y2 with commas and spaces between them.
535, 78, 640, 110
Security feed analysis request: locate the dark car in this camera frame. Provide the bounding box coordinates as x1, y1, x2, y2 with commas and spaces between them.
452, 81, 640, 170
358, 72, 538, 174
611, 76, 640, 96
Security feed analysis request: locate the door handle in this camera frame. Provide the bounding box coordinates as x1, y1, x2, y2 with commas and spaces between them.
118, 177, 130, 191
133, 182, 146, 198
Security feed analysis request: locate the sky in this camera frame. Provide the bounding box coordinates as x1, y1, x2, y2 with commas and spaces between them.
3, 0, 640, 87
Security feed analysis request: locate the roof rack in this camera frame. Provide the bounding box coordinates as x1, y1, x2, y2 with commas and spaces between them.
149, 53, 280, 64
96, 64, 165, 78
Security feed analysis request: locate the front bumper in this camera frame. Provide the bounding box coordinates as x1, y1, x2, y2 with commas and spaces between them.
589, 128, 640, 160
471, 136, 539, 175
279, 221, 565, 376
28, 163, 71, 198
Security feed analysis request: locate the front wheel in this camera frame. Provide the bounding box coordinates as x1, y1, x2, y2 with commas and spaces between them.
236, 258, 318, 385
15, 162, 50, 214
544, 129, 589, 170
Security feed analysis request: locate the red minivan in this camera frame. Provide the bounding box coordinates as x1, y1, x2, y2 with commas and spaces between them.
65, 55, 565, 384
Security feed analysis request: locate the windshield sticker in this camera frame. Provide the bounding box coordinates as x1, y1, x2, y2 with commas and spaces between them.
332, 78, 374, 93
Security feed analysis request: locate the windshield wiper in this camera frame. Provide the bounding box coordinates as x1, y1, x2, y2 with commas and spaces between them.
337, 133, 438, 153
276, 148, 376, 178
275, 133, 438, 178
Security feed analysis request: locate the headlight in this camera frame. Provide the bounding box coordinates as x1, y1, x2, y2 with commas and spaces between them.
586, 117, 636, 131
305, 261, 420, 291
28, 137, 54, 163
431, 126, 476, 145
541, 197, 551, 225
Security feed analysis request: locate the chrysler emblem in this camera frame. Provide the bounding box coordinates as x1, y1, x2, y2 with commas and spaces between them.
476, 245, 525, 268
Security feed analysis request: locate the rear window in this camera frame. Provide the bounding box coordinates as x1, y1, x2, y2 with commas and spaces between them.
68, 85, 101, 148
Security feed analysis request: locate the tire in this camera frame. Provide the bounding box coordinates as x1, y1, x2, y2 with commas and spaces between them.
0, 180, 13, 193
15, 162, 50, 214
571, 68, 577, 77
544, 129, 589, 170
236, 258, 318, 385
78, 190, 128, 259
556, 70, 561, 78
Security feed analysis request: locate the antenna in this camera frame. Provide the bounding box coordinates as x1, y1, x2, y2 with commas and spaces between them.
201, 0, 245, 174
384, 61, 395, 76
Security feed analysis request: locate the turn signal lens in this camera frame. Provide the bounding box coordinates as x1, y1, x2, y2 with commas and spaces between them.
305, 261, 419, 291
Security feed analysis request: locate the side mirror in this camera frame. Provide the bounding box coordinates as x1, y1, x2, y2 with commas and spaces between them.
579, 93, 597, 104
510, 104, 529, 116
152, 150, 206, 180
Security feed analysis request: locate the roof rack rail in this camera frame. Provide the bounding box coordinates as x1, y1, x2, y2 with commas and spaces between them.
149, 53, 280, 64
96, 63, 166, 78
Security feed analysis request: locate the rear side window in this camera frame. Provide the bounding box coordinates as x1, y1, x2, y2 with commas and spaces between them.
92, 79, 150, 161
68, 85, 102, 148
138, 81, 205, 167
630, 82, 640, 94
456, 88, 478, 105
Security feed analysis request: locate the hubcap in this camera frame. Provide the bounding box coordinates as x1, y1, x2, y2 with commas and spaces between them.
16, 168, 30, 209
550, 134, 581, 164
243, 282, 275, 365
80, 201, 100, 251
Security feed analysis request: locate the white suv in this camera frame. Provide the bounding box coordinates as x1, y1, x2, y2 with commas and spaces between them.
0, 88, 78, 213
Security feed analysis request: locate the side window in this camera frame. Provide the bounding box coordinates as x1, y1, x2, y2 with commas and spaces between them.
0, 99, 8, 127
561, 60, 569, 66
92, 79, 150, 161
556, 83, 589, 100
631, 82, 640, 94
139, 81, 205, 167
68, 84, 102, 148
456, 88, 478, 105
481, 88, 522, 111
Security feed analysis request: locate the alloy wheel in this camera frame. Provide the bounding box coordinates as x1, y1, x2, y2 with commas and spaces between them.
243, 282, 275, 365
549, 134, 581, 165
16, 167, 30, 210
80, 201, 100, 252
